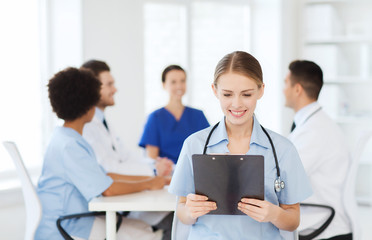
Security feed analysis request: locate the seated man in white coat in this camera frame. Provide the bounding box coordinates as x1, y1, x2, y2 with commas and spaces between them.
82, 60, 174, 240
283, 60, 353, 240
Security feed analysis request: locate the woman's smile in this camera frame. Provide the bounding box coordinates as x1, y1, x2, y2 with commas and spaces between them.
229, 110, 247, 118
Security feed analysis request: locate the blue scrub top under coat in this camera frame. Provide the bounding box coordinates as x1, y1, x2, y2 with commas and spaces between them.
169, 116, 312, 240
35, 127, 113, 239
139, 106, 209, 163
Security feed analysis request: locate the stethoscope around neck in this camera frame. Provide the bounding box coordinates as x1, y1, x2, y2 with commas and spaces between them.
203, 122, 285, 193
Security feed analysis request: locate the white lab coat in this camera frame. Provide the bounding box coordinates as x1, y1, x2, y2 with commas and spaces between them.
83, 109, 168, 226
83, 112, 154, 176
288, 102, 352, 239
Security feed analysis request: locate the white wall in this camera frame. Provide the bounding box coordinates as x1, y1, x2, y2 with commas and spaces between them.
250, 0, 283, 133
80, 0, 287, 146
82, 0, 145, 152
279, 0, 300, 134
0, 189, 25, 240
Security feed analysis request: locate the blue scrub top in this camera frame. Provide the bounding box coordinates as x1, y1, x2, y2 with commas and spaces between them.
139, 106, 209, 163
35, 127, 113, 240
169, 116, 312, 240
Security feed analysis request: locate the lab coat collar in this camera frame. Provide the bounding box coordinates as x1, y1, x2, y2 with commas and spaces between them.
207, 115, 270, 149
294, 101, 321, 127
251, 115, 270, 149
94, 107, 105, 122
206, 116, 229, 148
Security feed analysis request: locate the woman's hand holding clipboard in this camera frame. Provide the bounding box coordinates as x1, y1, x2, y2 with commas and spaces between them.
184, 193, 217, 220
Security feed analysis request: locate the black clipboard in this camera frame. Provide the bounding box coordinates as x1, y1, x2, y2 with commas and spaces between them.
192, 154, 264, 215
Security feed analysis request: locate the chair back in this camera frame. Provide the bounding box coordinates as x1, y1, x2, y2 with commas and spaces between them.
344, 131, 372, 240
3, 141, 42, 240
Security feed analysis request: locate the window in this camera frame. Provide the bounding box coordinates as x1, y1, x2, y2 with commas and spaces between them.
190, 2, 250, 122
0, 0, 43, 179
144, 0, 250, 124
144, 3, 188, 113
0, 0, 83, 189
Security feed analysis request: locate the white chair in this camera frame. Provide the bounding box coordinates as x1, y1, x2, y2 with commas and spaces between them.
3, 141, 123, 240
297, 131, 371, 240
3, 141, 42, 240
344, 130, 372, 240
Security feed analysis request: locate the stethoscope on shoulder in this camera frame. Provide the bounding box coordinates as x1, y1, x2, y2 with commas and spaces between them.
203, 121, 285, 193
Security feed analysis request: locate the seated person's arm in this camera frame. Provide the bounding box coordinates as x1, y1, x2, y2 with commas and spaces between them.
102, 173, 165, 196
146, 144, 160, 159
146, 144, 174, 177
155, 158, 173, 177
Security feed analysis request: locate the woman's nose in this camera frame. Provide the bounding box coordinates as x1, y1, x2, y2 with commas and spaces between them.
176, 82, 185, 90
231, 96, 242, 108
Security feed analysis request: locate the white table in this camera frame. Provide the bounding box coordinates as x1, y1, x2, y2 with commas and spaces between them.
89, 188, 177, 240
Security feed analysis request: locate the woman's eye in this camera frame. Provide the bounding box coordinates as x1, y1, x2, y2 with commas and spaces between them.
223, 94, 231, 97
243, 94, 252, 97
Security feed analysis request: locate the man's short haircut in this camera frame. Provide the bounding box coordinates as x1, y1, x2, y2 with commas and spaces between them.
289, 60, 323, 100
81, 60, 110, 77
48, 67, 101, 121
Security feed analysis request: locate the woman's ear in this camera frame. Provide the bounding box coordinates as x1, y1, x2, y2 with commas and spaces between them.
211, 83, 218, 98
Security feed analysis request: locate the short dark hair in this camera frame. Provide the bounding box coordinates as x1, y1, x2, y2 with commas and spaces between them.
288, 60, 323, 100
48, 67, 101, 121
81, 60, 110, 77
161, 65, 186, 83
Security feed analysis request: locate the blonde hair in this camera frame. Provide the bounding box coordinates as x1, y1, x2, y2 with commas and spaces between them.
214, 51, 263, 88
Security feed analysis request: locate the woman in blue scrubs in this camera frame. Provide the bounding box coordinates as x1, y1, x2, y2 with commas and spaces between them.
139, 65, 209, 164
168, 51, 312, 239
36, 67, 165, 239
